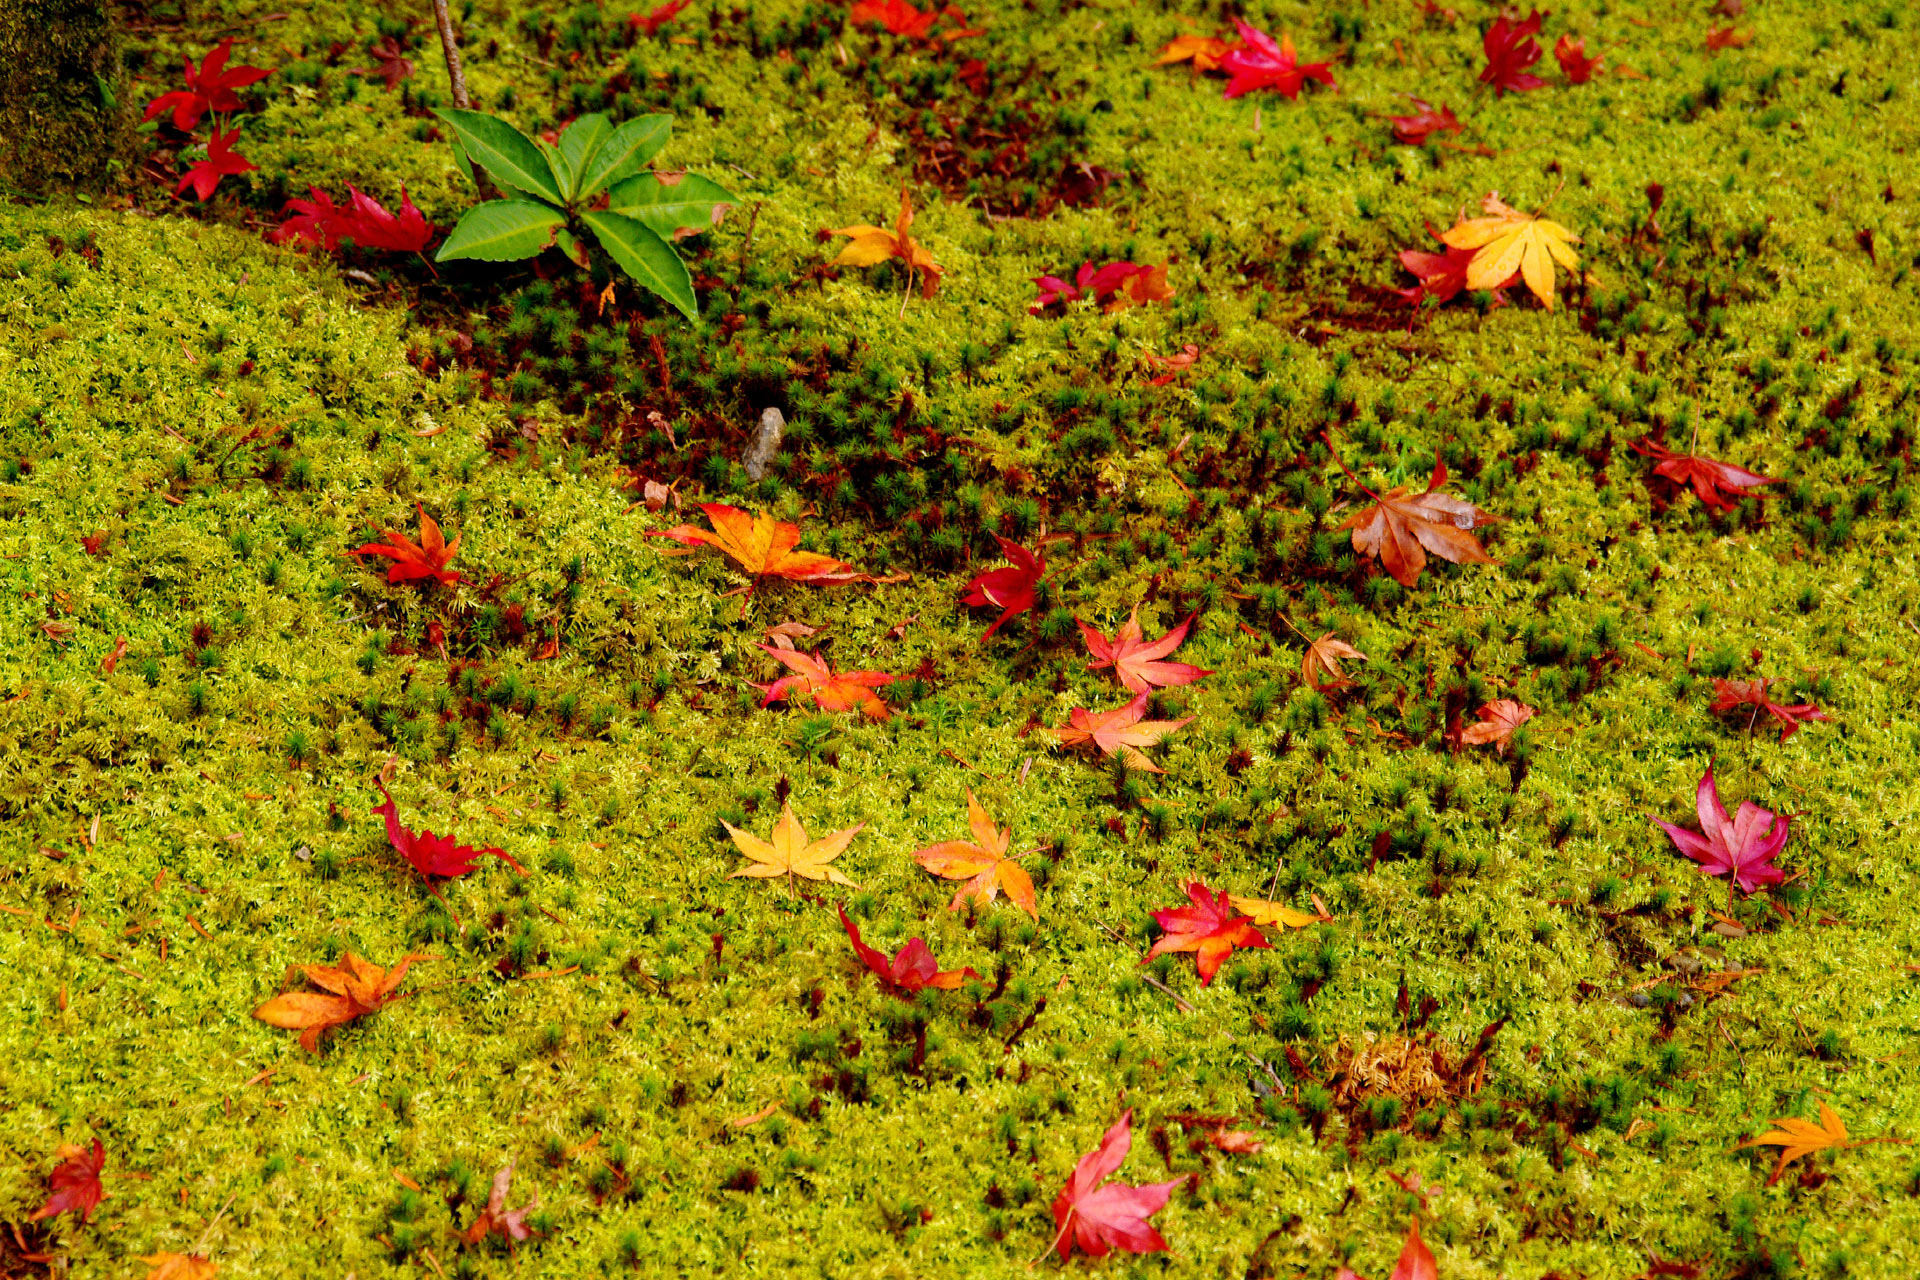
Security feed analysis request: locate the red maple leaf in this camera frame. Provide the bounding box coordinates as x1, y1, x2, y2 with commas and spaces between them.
373, 779, 526, 891
353, 36, 415, 92
1219, 20, 1335, 100
1395, 235, 1519, 306
1338, 1218, 1439, 1280
960, 534, 1044, 642
1078, 608, 1211, 694
1709, 678, 1830, 743
1478, 10, 1548, 96
271, 185, 434, 254
1554, 34, 1601, 83
349, 504, 463, 586
176, 126, 256, 202
838, 903, 980, 994
1628, 436, 1779, 510
851, 0, 940, 38
1388, 99, 1462, 145
1048, 1111, 1183, 1259
1146, 881, 1270, 986
32, 1139, 106, 1225
631, 0, 693, 35
143, 38, 273, 132
1030, 261, 1169, 313
1650, 762, 1790, 893
753, 642, 898, 719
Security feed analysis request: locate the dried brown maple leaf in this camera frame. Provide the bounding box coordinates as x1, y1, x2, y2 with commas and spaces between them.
252, 951, 436, 1052
1302, 631, 1367, 688
1457, 699, 1537, 754
1047, 693, 1193, 773
458, 1162, 540, 1247
912, 789, 1037, 919
1337, 453, 1499, 587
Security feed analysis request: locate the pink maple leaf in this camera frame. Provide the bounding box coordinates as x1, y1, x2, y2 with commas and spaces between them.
1219, 20, 1336, 100
1049, 1111, 1183, 1259
1650, 762, 1790, 894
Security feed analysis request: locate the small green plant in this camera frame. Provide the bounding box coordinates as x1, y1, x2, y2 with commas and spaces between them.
433, 109, 738, 319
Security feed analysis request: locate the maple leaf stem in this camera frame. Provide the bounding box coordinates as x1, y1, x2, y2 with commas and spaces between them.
191, 1191, 238, 1255
1324, 435, 1384, 503
1028, 1208, 1077, 1267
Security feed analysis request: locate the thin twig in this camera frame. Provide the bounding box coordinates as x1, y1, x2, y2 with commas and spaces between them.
1139, 972, 1194, 1013
428, 0, 471, 108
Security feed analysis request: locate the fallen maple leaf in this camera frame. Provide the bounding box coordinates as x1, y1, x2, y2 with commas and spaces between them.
352, 36, 414, 91
829, 188, 943, 298
1302, 631, 1367, 688
1338, 1218, 1439, 1280
1144, 343, 1201, 384
458, 1162, 540, 1246
838, 902, 980, 993
102, 635, 129, 675
1627, 436, 1778, 511
960, 534, 1044, 641
631, 0, 692, 35
32, 1139, 106, 1224
1148, 881, 1270, 986
1709, 678, 1829, 743
1030, 261, 1171, 314
349, 504, 462, 586
754, 643, 897, 719
1706, 26, 1753, 51
1048, 693, 1193, 773
725, 802, 863, 889
1079, 608, 1211, 694
176, 126, 257, 202
1740, 1101, 1852, 1186
1439, 193, 1580, 310
1555, 34, 1602, 83
271, 185, 435, 254
1395, 235, 1519, 307
143, 38, 272, 132
913, 790, 1037, 919
141, 1255, 219, 1280
1479, 9, 1548, 96
1388, 99, 1462, 145
1152, 33, 1235, 72
1650, 762, 1789, 893
1458, 699, 1537, 753
373, 779, 525, 890
252, 951, 435, 1052
849, 0, 976, 40
1220, 20, 1335, 100
1336, 453, 1500, 587
1049, 1111, 1183, 1259
1227, 894, 1329, 929
1208, 1130, 1264, 1154
653, 503, 878, 590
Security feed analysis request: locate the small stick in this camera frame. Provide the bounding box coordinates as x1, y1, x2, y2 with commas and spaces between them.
1140, 972, 1194, 1013
428, 0, 472, 108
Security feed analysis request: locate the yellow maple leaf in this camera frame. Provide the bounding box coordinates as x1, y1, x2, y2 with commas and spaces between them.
724, 802, 864, 889
1440, 193, 1580, 310
141, 1254, 219, 1280
1741, 1101, 1852, 1185
1227, 895, 1326, 929
829, 187, 944, 298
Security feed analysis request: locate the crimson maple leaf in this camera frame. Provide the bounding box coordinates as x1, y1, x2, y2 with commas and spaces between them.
349, 504, 462, 586
1628, 436, 1779, 511
1146, 881, 1270, 986
353, 36, 415, 91
1395, 235, 1519, 306
271, 186, 435, 254
1048, 1111, 1183, 1259
1709, 678, 1830, 743
1388, 99, 1462, 145
1220, 20, 1335, 100
753, 642, 897, 719
838, 903, 980, 995
143, 38, 273, 132
1650, 762, 1790, 893
960, 534, 1044, 641
176, 126, 256, 202
458, 1163, 540, 1247
1030, 262, 1169, 314
1555, 33, 1602, 82
373, 779, 525, 892
1047, 693, 1193, 773
1337, 453, 1500, 586
32, 1139, 106, 1224
1078, 608, 1211, 693
630, 0, 692, 36
1338, 1218, 1439, 1280
851, 0, 940, 37
1479, 10, 1548, 96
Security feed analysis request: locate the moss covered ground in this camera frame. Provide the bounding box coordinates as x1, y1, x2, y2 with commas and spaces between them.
5, 0, 1920, 1276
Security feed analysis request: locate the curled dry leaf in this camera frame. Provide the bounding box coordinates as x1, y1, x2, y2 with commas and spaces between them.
458, 1162, 540, 1246
912, 789, 1037, 919
724, 802, 864, 889
373, 779, 526, 890
829, 188, 944, 297
838, 903, 981, 993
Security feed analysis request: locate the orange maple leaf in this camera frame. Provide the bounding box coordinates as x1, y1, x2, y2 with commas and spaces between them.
1047, 692, 1193, 773
1152, 33, 1235, 72
1336, 452, 1500, 587
912, 789, 1037, 919
1301, 631, 1367, 688
1457, 699, 1537, 754
1741, 1101, 1855, 1185
1078, 608, 1211, 694
348, 504, 462, 586
252, 951, 436, 1052
141, 1255, 219, 1280
753, 643, 897, 719
829, 188, 944, 298
652, 504, 886, 591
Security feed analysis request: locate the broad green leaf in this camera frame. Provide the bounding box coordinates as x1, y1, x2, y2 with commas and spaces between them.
605, 172, 739, 242
433, 108, 564, 206
554, 227, 592, 270
578, 114, 673, 197
449, 134, 476, 188
536, 138, 572, 202
434, 200, 568, 263
555, 113, 613, 199
581, 210, 697, 320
